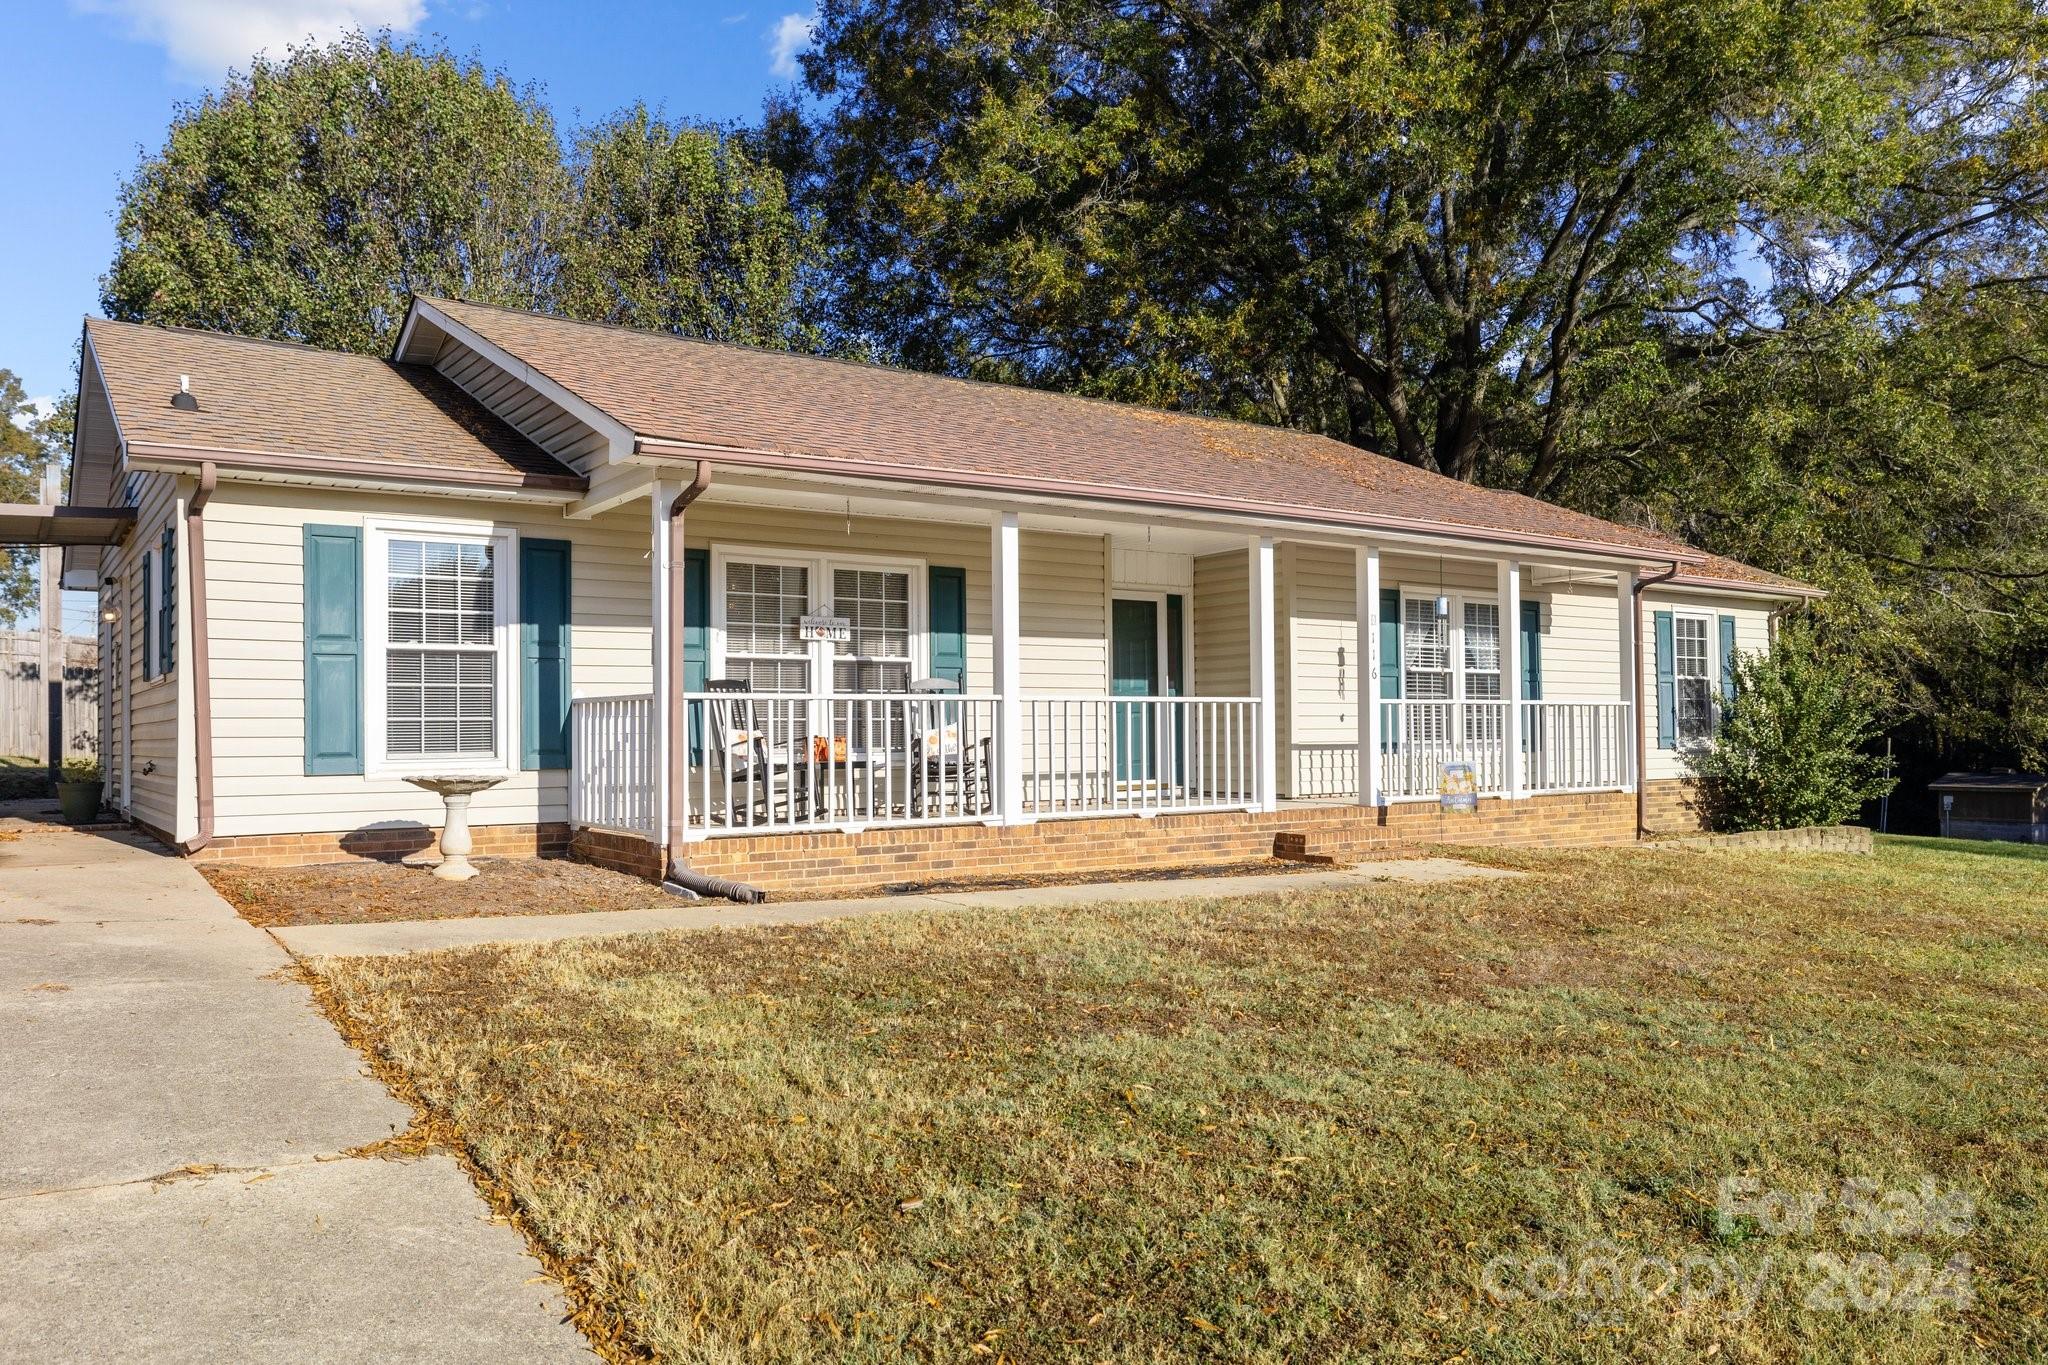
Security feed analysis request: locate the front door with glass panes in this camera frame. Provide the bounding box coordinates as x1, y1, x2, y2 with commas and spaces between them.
717, 554, 918, 755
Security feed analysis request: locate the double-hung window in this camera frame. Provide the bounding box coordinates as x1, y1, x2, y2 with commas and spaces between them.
375, 528, 509, 769
1402, 598, 1452, 746
1673, 615, 1715, 745
831, 567, 913, 694
1461, 601, 1503, 745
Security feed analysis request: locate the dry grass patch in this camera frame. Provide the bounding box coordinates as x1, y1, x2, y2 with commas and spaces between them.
202, 856, 674, 927
317, 842, 2048, 1363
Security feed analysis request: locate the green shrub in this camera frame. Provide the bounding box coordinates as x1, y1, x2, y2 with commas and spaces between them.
1686, 625, 1895, 832
59, 757, 101, 785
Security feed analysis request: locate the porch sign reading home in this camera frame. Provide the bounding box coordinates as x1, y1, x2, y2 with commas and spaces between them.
797, 613, 851, 643
1440, 763, 1479, 813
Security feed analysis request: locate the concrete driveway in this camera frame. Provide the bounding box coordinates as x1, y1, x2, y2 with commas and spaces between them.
0, 805, 588, 1363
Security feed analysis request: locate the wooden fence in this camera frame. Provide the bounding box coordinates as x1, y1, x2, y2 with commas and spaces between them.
0, 632, 100, 761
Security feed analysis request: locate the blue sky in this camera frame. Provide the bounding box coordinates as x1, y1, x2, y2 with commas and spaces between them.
3, 0, 813, 408
5, 2, 811, 632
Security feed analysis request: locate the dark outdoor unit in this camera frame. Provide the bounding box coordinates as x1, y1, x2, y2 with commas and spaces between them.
1929, 773, 2048, 844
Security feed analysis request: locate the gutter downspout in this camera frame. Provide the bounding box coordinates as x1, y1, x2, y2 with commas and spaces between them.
180, 462, 217, 855
660, 463, 765, 903
1633, 560, 1681, 840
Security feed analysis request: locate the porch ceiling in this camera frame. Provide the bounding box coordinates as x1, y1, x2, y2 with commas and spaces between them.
0, 503, 136, 547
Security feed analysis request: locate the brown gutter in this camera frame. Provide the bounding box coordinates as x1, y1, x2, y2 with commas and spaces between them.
180, 463, 217, 855
632, 436, 1707, 570
122, 441, 587, 495
1634, 561, 1683, 839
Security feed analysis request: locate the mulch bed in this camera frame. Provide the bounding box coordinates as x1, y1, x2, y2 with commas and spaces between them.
201, 857, 675, 929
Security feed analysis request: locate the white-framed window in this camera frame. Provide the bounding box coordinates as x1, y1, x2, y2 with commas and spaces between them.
1402, 597, 1452, 701
710, 546, 926, 695
1673, 613, 1715, 745
365, 520, 515, 774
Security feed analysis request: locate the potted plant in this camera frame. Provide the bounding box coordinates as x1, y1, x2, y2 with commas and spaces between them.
56, 758, 103, 825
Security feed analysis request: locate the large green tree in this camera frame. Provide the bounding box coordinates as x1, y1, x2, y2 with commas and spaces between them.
559, 106, 818, 348
103, 34, 567, 353
104, 36, 821, 358
797, 0, 2048, 492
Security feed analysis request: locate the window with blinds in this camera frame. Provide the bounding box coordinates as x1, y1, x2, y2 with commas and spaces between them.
1674, 615, 1714, 743
1462, 601, 1503, 746
384, 538, 498, 758
830, 567, 912, 693
722, 561, 812, 693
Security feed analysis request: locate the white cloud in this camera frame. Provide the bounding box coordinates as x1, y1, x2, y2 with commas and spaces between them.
74, 0, 426, 82
767, 10, 814, 80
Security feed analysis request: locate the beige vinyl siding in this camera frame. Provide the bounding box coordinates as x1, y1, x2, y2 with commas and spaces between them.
1020, 530, 1107, 694
433, 339, 611, 473
1535, 576, 1633, 701
1192, 549, 1248, 696
1280, 544, 1361, 798
1639, 591, 1772, 781
111, 471, 183, 838
202, 483, 650, 839
684, 501, 996, 691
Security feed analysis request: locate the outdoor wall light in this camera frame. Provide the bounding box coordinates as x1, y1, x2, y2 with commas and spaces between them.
99, 602, 120, 625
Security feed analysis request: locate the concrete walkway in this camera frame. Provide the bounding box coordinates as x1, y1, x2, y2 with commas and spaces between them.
276, 857, 1520, 958
0, 805, 588, 1363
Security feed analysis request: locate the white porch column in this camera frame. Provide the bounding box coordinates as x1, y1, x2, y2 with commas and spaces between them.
1356, 544, 1382, 807
1499, 559, 1524, 798
992, 510, 1025, 824
1249, 535, 1278, 812
1617, 571, 1637, 790
648, 481, 672, 849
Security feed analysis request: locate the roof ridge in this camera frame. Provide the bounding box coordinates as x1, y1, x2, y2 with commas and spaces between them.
419, 294, 1365, 450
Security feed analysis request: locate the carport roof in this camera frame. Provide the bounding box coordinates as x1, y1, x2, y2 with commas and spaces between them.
0, 503, 136, 547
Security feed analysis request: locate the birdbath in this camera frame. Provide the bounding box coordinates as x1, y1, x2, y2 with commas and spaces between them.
404, 775, 506, 882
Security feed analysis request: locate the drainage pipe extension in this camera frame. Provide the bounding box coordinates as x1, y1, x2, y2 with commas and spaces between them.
660, 462, 766, 903
1633, 560, 1682, 840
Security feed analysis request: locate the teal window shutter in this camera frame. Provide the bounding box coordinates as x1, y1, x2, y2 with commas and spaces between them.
1653, 610, 1676, 749
1718, 614, 1738, 704
140, 549, 154, 681
928, 565, 967, 688
684, 549, 709, 761
159, 527, 177, 676
519, 538, 573, 771
1378, 587, 1402, 699
1519, 600, 1542, 700
303, 526, 363, 775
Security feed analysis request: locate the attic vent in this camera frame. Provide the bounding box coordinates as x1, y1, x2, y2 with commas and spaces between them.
170, 375, 199, 411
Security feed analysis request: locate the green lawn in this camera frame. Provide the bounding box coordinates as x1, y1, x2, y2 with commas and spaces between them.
318, 843, 2048, 1363
0, 754, 47, 799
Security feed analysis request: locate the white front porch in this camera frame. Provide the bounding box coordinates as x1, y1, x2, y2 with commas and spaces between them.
561, 476, 1643, 848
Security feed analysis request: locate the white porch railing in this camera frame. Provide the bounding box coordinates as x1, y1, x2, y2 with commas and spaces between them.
1521, 700, 1633, 794
569, 693, 657, 837
1020, 696, 1261, 818
680, 692, 1002, 836
1374, 698, 1631, 800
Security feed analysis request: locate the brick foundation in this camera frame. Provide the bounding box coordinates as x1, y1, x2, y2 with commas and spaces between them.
574, 785, 1704, 897
1639, 778, 1702, 835
188, 821, 570, 868
180, 780, 1707, 885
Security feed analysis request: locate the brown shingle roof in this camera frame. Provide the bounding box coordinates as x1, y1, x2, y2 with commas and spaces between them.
86, 318, 578, 488
426, 298, 1785, 572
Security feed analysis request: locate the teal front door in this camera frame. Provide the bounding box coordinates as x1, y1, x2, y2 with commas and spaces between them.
1112, 598, 1160, 781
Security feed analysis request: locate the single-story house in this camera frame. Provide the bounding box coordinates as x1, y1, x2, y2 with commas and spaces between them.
33, 298, 1819, 894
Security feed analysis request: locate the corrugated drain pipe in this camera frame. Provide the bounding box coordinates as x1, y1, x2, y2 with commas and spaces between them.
661, 461, 766, 903
179, 462, 217, 855
1633, 559, 1682, 840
